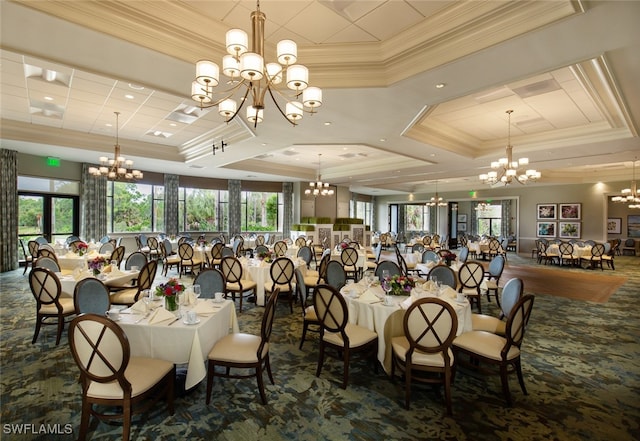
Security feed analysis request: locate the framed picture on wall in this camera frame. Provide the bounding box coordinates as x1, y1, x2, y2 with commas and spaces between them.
537, 222, 556, 238
559, 222, 581, 239
628, 215, 640, 238
559, 203, 581, 220
537, 204, 556, 220
458, 223, 467, 232
607, 218, 622, 234
457, 214, 467, 223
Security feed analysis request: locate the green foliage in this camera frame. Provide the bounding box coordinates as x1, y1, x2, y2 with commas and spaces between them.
301, 217, 332, 224
334, 218, 364, 225
112, 182, 152, 232
292, 224, 315, 231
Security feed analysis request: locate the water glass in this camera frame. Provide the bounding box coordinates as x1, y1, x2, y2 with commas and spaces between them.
193, 284, 201, 299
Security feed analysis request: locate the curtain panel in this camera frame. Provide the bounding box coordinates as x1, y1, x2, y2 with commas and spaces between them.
164, 174, 179, 236
0, 149, 18, 272
282, 182, 293, 240
228, 179, 241, 236
80, 164, 107, 241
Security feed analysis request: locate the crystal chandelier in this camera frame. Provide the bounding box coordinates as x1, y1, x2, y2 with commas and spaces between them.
88, 112, 143, 180
190, 1, 322, 128
426, 181, 447, 207
475, 201, 491, 211
305, 154, 334, 196
479, 110, 541, 185
612, 159, 640, 208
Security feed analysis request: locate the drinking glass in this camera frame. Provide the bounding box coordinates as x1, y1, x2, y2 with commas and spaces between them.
193, 284, 201, 300
142, 289, 151, 308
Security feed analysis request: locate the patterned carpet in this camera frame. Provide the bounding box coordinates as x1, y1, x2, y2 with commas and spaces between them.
1, 253, 639, 441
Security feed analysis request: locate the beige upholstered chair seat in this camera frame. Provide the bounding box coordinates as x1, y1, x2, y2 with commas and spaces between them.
303, 274, 320, 287
208, 333, 268, 364
39, 298, 75, 315
304, 305, 317, 321
323, 323, 377, 347
109, 288, 138, 305
471, 314, 506, 335
453, 331, 520, 361
227, 280, 257, 292
484, 279, 498, 290
390, 336, 454, 368
87, 357, 174, 399
263, 281, 293, 294
305, 269, 319, 279
166, 255, 180, 264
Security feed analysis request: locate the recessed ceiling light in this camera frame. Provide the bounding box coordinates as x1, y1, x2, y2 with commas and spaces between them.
324, 122, 331, 126
125, 94, 134, 99
436, 83, 446, 89
261, 143, 267, 146
128, 83, 145, 90
430, 153, 436, 157
105, 123, 112, 127
44, 96, 53, 101
169, 123, 176, 127
380, 138, 386, 142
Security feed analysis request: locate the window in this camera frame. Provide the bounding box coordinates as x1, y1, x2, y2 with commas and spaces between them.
241, 191, 281, 232
476, 204, 502, 237
179, 187, 228, 233
107, 181, 154, 233
18, 177, 79, 243
405, 204, 430, 233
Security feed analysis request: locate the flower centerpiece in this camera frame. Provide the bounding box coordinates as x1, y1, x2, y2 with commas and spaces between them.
382, 274, 415, 296
440, 250, 457, 266
155, 278, 185, 312
257, 250, 273, 263
76, 242, 88, 256
88, 256, 106, 276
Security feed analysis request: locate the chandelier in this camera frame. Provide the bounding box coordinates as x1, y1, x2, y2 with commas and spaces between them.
479, 110, 541, 185
475, 201, 491, 211
612, 159, 640, 208
426, 181, 447, 207
305, 154, 334, 196
190, 1, 322, 127
88, 112, 143, 180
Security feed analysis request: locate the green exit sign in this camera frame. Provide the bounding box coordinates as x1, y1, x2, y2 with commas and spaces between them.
46, 157, 60, 167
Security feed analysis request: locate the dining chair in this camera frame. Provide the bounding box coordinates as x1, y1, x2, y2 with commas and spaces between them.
325, 260, 347, 291
221, 256, 256, 313
110, 260, 157, 306
68, 240, 84, 252
457, 261, 484, 313
428, 265, 457, 290
110, 245, 126, 268
98, 241, 115, 255
36, 247, 58, 261
558, 242, 577, 267
255, 234, 265, 246
34, 256, 61, 273
472, 277, 524, 336
340, 247, 360, 282
194, 268, 226, 299
34, 236, 49, 245
232, 236, 245, 258
297, 245, 313, 266
375, 260, 401, 283
21, 239, 35, 274
313, 284, 378, 389
580, 243, 605, 270
68, 314, 175, 441
27, 240, 40, 272
124, 251, 147, 271
273, 240, 288, 257
622, 238, 636, 256
265, 257, 295, 313
365, 242, 383, 273
255, 244, 269, 256
390, 297, 458, 413
178, 242, 203, 276
159, 242, 180, 276
146, 236, 160, 260
295, 236, 307, 248
453, 293, 535, 407
295, 268, 320, 349
457, 246, 469, 264
29, 267, 76, 345
206, 289, 279, 405
208, 242, 224, 268
421, 250, 439, 265
483, 254, 505, 306
221, 246, 234, 258
74, 277, 111, 315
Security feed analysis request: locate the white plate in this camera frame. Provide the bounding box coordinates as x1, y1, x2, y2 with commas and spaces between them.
182, 318, 200, 325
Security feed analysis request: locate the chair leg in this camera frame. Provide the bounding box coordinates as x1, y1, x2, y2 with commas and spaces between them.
444, 370, 453, 416
55, 316, 65, 345
404, 368, 412, 409
32, 316, 42, 344
265, 355, 274, 385
79, 398, 91, 441
299, 322, 309, 350
256, 363, 267, 405
316, 343, 325, 378
122, 401, 132, 441
341, 349, 350, 389
515, 358, 528, 396
500, 363, 513, 407
206, 362, 215, 405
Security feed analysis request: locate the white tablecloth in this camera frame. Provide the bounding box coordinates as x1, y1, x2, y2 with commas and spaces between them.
56, 251, 111, 272
340, 282, 472, 373
242, 258, 306, 306
546, 244, 592, 259
59, 269, 140, 297
119, 299, 239, 389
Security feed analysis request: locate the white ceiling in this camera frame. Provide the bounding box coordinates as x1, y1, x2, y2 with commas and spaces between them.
1, 0, 640, 195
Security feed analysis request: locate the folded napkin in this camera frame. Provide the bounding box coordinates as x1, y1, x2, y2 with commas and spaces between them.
148, 307, 176, 324
401, 296, 414, 310
443, 286, 458, 300
359, 289, 381, 304
183, 290, 198, 306
341, 283, 366, 297
421, 280, 437, 292
130, 299, 149, 314
193, 301, 221, 316
72, 268, 91, 281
